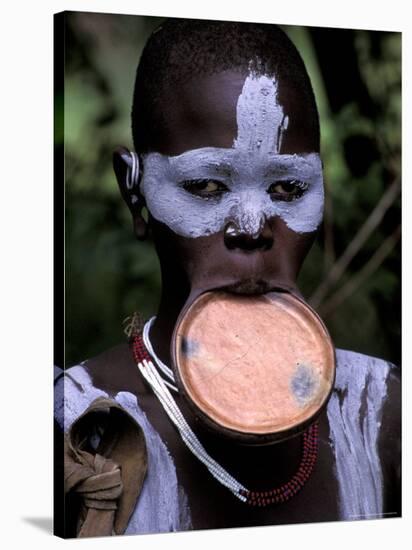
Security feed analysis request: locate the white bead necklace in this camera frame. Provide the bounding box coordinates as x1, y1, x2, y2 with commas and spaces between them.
137, 316, 248, 501
142, 317, 178, 392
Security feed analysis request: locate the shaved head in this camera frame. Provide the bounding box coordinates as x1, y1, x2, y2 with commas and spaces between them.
131, 18, 320, 154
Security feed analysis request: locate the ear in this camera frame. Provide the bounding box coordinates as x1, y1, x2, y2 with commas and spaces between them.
113, 145, 148, 240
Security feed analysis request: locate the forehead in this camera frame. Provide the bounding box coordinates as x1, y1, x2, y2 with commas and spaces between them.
151, 69, 318, 156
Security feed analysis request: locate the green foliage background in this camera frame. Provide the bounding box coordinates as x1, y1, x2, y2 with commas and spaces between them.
57, 12, 401, 367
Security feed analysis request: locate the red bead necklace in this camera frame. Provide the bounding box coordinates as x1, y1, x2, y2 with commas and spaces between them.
131, 331, 319, 507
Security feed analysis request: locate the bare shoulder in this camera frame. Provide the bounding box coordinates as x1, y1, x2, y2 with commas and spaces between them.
81, 341, 148, 398
334, 348, 397, 380
334, 348, 401, 502
333, 347, 400, 421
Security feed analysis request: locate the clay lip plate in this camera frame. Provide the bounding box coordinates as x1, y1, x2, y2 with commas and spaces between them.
174, 291, 335, 435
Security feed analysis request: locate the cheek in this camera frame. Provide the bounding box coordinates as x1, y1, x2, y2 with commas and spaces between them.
269, 217, 317, 267
151, 218, 216, 270
145, 181, 226, 238
272, 180, 324, 234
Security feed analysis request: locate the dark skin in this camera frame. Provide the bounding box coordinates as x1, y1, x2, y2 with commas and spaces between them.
84, 69, 401, 528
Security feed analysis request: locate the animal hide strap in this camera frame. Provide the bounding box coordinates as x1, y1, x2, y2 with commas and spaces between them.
63, 395, 148, 537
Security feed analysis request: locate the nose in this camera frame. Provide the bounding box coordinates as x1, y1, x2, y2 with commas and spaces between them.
224, 221, 273, 251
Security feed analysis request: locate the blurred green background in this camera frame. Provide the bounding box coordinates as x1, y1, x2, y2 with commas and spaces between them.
57, 12, 401, 367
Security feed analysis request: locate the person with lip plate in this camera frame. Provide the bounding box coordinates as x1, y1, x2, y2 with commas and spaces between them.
54, 18, 401, 538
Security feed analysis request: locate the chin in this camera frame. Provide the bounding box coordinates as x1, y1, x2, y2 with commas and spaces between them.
223, 279, 273, 296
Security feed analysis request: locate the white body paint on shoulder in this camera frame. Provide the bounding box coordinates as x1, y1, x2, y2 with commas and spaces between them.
140, 68, 324, 238
54, 364, 193, 533
327, 349, 391, 520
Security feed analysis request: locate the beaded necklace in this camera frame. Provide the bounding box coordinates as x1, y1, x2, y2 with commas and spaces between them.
129, 316, 319, 507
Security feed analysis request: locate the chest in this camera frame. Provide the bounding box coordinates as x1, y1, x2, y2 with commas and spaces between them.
137, 391, 341, 529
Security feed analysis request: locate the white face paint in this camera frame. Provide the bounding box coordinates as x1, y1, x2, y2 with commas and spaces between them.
140, 69, 324, 238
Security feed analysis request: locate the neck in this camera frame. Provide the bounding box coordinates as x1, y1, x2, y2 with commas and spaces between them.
150, 270, 190, 366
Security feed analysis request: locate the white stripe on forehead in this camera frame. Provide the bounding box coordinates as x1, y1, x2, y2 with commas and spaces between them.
233, 71, 289, 155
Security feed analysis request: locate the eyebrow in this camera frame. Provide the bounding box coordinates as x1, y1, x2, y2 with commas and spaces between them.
263, 156, 307, 175
163, 148, 322, 181
168, 149, 234, 179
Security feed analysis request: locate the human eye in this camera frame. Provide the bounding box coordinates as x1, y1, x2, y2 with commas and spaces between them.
267, 179, 308, 202
181, 178, 229, 199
